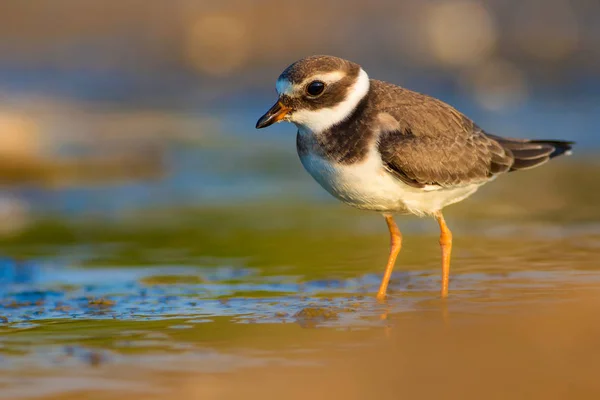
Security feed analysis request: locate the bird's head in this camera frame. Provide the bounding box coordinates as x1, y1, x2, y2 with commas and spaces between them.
256, 55, 370, 133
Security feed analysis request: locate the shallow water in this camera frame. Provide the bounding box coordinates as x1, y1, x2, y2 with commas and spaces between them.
1, 186, 600, 399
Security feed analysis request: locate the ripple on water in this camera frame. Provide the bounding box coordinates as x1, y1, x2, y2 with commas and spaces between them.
1, 258, 600, 399
1, 261, 600, 327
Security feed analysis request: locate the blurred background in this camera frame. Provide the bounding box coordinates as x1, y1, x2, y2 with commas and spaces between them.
0, 0, 599, 237
2, 2, 600, 398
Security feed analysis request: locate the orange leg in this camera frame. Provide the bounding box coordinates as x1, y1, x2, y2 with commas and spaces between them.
376, 214, 402, 301
435, 211, 453, 298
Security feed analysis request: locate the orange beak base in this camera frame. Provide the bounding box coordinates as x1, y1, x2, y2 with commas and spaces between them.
256, 101, 291, 129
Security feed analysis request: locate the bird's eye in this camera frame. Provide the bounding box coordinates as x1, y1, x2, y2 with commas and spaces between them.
306, 81, 325, 97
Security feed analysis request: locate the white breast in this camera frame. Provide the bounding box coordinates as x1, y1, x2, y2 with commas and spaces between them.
299, 147, 482, 216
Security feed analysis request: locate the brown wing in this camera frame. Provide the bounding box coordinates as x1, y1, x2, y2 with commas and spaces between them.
371, 82, 513, 188
378, 127, 513, 188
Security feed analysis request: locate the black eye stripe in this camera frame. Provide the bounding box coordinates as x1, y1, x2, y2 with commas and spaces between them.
306, 81, 326, 97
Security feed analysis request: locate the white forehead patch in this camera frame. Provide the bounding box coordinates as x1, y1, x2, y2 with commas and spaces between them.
276, 78, 293, 96
276, 71, 346, 96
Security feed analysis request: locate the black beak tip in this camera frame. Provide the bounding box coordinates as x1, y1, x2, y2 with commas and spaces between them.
255, 117, 268, 129
256, 101, 287, 129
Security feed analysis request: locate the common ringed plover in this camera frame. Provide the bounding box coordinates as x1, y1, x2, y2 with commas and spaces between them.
256, 55, 573, 300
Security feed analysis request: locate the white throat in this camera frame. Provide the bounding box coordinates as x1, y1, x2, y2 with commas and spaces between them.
291, 68, 370, 134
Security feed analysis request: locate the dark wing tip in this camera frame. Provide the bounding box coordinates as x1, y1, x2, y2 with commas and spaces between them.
503, 139, 574, 171
529, 139, 574, 158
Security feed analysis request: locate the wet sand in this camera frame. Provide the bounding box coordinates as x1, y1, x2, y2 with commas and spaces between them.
3, 286, 600, 400
170, 290, 600, 400
2, 264, 600, 399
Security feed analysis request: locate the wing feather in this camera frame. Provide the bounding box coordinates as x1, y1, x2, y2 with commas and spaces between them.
371, 82, 513, 188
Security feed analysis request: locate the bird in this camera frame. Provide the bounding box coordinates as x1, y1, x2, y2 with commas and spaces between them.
255, 55, 573, 300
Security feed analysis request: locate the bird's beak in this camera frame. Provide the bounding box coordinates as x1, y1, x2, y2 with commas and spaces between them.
256, 101, 291, 129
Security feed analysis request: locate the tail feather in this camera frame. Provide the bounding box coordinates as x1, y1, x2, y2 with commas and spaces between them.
529, 140, 574, 158
486, 134, 574, 172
